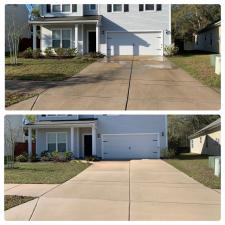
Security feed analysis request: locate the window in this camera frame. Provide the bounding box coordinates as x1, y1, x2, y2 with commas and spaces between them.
89, 4, 96, 11
62, 30, 71, 48
46, 4, 51, 13
52, 4, 60, 13
139, 4, 158, 12
191, 140, 194, 148
57, 133, 67, 152
47, 133, 57, 152
156, 4, 162, 11
52, 30, 60, 48
145, 4, 154, 11
139, 4, 144, 11
200, 136, 202, 143
52, 29, 71, 48
72, 4, 77, 12
124, 4, 129, 12
47, 132, 67, 152
62, 4, 70, 12
113, 4, 122, 12
107, 4, 112, 12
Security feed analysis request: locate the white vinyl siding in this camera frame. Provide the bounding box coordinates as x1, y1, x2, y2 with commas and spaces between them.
47, 132, 67, 152
52, 29, 72, 48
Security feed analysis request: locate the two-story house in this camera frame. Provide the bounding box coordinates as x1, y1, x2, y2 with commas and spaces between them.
24, 115, 168, 160
30, 4, 171, 56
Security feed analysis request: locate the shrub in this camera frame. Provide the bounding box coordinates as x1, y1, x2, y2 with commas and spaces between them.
29, 153, 40, 162
85, 155, 100, 162
65, 48, 78, 57
54, 48, 65, 58
44, 47, 55, 57
22, 47, 33, 58
161, 148, 176, 159
16, 152, 28, 162
40, 150, 51, 161
87, 52, 105, 58
164, 44, 179, 56
50, 151, 73, 162
64, 151, 73, 161
32, 49, 42, 58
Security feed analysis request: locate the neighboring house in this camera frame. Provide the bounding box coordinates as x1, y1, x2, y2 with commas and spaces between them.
189, 118, 221, 156
194, 20, 221, 53
5, 4, 30, 52
24, 115, 168, 160
30, 4, 171, 56
4, 115, 25, 156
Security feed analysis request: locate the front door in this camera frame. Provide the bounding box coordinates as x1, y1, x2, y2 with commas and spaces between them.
88, 31, 96, 53
84, 135, 92, 157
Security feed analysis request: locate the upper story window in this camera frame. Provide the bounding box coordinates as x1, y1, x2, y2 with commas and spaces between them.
52, 4, 60, 13
139, 4, 162, 12
107, 4, 129, 13
47, 4, 77, 13
62, 4, 70, 12
89, 4, 96, 11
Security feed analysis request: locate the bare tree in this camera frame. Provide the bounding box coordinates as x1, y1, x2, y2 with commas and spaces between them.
7, 16, 28, 65
4, 117, 21, 168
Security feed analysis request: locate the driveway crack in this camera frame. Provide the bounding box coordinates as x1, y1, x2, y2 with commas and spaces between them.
125, 57, 134, 110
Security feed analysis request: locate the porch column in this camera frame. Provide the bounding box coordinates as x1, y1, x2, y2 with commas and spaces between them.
33, 24, 37, 50
75, 24, 78, 49
80, 24, 84, 55
28, 127, 32, 156
92, 125, 97, 156
71, 127, 74, 153
96, 23, 100, 52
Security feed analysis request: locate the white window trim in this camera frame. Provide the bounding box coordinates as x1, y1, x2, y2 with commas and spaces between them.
89, 4, 97, 11
109, 4, 124, 13
52, 28, 72, 48
140, 4, 158, 12
51, 4, 77, 14
46, 132, 68, 152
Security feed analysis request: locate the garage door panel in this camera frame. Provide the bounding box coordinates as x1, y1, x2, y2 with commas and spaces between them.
107, 31, 162, 56
102, 134, 160, 159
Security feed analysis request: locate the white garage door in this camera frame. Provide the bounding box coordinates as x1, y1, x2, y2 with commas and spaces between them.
107, 31, 163, 56
102, 133, 160, 160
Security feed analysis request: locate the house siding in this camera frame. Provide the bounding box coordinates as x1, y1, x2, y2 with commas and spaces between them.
98, 4, 171, 54
195, 25, 221, 53
35, 115, 167, 159
190, 130, 221, 156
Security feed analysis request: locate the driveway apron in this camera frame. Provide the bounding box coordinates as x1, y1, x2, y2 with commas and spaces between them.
7, 56, 220, 110
5, 160, 220, 221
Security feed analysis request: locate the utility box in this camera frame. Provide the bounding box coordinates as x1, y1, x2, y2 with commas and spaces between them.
215, 56, 221, 75
214, 157, 221, 177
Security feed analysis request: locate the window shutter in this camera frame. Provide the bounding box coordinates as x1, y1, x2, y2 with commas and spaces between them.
46, 4, 51, 13
139, 4, 144, 11
107, 4, 112, 12
124, 4, 129, 12
72, 4, 77, 12
156, 4, 162, 11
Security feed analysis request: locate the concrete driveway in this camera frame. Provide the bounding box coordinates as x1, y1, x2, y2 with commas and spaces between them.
5, 160, 220, 221
7, 56, 220, 110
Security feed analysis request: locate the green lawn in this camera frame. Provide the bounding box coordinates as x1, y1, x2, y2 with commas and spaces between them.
5, 57, 96, 81
164, 153, 220, 189
5, 161, 90, 184
168, 53, 220, 91
5, 195, 36, 210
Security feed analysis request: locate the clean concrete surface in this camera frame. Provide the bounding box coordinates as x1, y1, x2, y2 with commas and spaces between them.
5, 160, 220, 221
6, 56, 220, 110
4, 184, 58, 197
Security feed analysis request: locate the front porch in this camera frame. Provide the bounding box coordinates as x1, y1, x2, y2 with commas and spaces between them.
24, 120, 97, 158
30, 16, 101, 54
